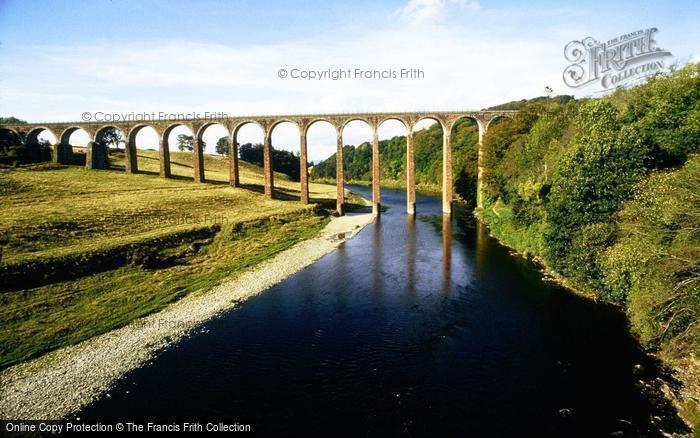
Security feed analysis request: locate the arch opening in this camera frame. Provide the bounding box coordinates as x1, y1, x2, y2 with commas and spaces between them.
306, 120, 337, 205
0, 128, 52, 165
197, 122, 229, 182
270, 121, 302, 201
162, 124, 195, 180
95, 126, 126, 171
377, 119, 410, 213
233, 122, 265, 192
56, 127, 91, 166
449, 116, 480, 210
126, 125, 160, 175
377, 119, 409, 184
411, 118, 445, 193
340, 120, 374, 182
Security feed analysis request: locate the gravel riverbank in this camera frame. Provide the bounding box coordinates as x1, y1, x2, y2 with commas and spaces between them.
0, 209, 374, 420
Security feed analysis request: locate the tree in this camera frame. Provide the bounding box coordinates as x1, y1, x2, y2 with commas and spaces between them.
215, 137, 229, 156
96, 128, 125, 150
176, 134, 205, 152
238, 142, 301, 181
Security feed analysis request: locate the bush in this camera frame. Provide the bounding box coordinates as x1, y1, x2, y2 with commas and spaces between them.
545, 101, 650, 292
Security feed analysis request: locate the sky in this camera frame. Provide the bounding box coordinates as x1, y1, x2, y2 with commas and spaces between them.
0, 0, 699, 161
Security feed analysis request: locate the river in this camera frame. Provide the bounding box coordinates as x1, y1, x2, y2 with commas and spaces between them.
77, 185, 663, 436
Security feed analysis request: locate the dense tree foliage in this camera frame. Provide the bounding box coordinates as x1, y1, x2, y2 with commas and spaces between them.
479, 65, 700, 360
239, 143, 302, 181
310, 119, 480, 205
486, 94, 574, 111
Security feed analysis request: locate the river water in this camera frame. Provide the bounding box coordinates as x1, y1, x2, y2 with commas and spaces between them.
78, 185, 662, 436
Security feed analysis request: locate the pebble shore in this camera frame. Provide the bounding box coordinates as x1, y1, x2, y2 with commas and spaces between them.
0, 210, 374, 420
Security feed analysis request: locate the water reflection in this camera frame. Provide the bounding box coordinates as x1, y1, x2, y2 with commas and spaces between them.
77, 185, 679, 437
442, 214, 452, 291
372, 214, 383, 299
405, 215, 416, 297
475, 220, 487, 275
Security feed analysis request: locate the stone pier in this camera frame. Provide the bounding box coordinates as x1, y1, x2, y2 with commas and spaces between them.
300, 131, 309, 204
263, 129, 274, 198
406, 130, 416, 215
159, 136, 171, 178
335, 132, 345, 215
229, 138, 240, 187
372, 127, 381, 216
442, 130, 453, 215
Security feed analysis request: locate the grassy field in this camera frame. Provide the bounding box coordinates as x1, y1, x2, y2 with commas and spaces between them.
0, 149, 358, 368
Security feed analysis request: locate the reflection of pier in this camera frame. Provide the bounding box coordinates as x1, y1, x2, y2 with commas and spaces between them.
475, 220, 488, 276
442, 214, 453, 290
405, 215, 417, 296
372, 215, 383, 297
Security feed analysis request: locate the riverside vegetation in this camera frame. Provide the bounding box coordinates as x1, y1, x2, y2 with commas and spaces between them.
0, 148, 364, 369
311, 65, 700, 428
479, 66, 700, 427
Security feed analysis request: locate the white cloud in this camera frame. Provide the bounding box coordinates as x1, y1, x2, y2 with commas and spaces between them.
392, 0, 480, 25
691, 53, 700, 64
0, 1, 574, 161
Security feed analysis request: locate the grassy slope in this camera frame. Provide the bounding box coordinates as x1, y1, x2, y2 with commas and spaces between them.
0, 149, 339, 368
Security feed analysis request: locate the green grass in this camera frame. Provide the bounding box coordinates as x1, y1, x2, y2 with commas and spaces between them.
1, 149, 336, 263
0, 149, 342, 368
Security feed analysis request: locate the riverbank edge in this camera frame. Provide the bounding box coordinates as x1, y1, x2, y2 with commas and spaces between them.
474, 208, 699, 434
0, 199, 375, 421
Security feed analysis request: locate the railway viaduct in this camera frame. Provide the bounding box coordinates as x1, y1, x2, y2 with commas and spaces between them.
0, 110, 516, 215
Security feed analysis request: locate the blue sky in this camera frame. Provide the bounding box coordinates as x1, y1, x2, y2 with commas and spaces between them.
1, 0, 699, 160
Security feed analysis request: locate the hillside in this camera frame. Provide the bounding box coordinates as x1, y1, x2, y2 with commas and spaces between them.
0, 150, 346, 368
479, 65, 700, 426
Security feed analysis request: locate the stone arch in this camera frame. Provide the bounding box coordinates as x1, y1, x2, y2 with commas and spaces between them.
485, 113, 513, 130
377, 116, 410, 131
448, 114, 480, 133
57, 126, 90, 166
0, 127, 20, 136
195, 122, 230, 145
413, 115, 446, 132
60, 126, 88, 145
232, 120, 265, 140
26, 127, 57, 146
95, 124, 126, 143
340, 117, 373, 132
269, 118, 299, 133
304, 118, 337, 137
